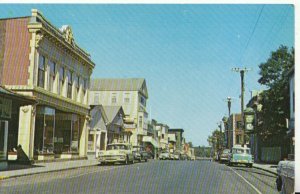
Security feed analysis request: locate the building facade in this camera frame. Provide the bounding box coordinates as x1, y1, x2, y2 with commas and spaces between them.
168, 128, 184, 151
88, 105, 108, 158
90, 78, 148, 146
0, 87, 36, 169
0, 9, 95, 161
156, 123, 169, 150
227, 113, 244, 150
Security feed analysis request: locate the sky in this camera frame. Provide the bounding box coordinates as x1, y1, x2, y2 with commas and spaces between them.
0, 4, 294, 146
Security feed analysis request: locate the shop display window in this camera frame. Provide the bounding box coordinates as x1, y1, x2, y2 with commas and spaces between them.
34, 106, 55, 154
0, 121, 8, 161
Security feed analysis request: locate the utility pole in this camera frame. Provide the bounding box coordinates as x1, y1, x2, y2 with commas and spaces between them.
232, 67, 252, 145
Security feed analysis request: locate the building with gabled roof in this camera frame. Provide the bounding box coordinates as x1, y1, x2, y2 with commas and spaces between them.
89, 78, 148, 146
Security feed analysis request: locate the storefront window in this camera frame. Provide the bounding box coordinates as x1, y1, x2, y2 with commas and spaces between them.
0, 121, 8, 161
71, 115, 79, 152
54, 112, 80, 153
34, 106, 55, 154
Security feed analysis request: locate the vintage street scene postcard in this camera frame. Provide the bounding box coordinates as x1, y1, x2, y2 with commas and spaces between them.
0, 2, 297, 194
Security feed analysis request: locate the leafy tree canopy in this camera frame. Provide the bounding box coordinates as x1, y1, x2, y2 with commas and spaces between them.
257, 45, 294, 144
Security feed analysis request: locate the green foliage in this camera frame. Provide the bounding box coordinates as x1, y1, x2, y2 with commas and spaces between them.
257, 45, 294, 145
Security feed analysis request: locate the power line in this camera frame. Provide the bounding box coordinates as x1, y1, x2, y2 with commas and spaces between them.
240, 5, 265, 63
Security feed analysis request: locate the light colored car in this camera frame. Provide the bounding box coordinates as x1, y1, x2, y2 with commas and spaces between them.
228, 145, 253, 168
220, 149, 230, 163
169, 153, 175, 160
276, 158, 294, 194
174, 152, 180, 160
98, 143, 134, 165
159, 151, 170, 160
191, 155, 196, 161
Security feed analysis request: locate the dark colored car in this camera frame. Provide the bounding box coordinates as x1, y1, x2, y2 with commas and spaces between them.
133, 146, 149, 162
180, 154, 188, 160
219, 149, 230, 163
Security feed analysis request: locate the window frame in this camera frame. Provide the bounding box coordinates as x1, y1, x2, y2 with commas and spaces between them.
38, 55, 46, 88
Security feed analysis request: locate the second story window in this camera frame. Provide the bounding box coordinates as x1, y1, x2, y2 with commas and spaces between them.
48, 60, 56, 92
59, 67, 64, 95
111, 93, 117, 104
38, 55, 45, 88
124, 94, 130, 103
140, 96, 146, 106
66, 70, 72, 99
73, 74, 79, 100
83, 78, 87, 95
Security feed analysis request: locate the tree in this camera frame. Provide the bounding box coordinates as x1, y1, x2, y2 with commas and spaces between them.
257, 45, 294, 145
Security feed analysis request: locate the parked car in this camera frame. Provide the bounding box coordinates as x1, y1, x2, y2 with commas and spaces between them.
180, 154, 188, 160
220, 149, 230, 163
228, 145, 253, 168
133, 146, 149, 162
169, 153, 175, 160
98, 143, 134, 165
276, 156, 294, 194
191, 155, 196, 161
147, 150, 154, 159
159, 151, 170, 160
174, 152, 180, 160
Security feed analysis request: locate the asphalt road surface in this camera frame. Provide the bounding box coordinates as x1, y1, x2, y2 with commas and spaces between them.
0, 160, 278, 194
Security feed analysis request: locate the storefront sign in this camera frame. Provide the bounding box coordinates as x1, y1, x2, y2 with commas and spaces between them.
0, 97, 12, 119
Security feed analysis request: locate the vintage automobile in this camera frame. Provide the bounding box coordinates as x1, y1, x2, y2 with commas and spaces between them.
174, 151, 180, 160
276, 156, 294, 194
180, 153, 188, 160
219, 149, 231, 163
228, 145, 253, 168
191, 155, 196, 161
158, 151, 170, 160
98, 142, 134, 165
133, 146, 149, 162
169, 153, 175, 160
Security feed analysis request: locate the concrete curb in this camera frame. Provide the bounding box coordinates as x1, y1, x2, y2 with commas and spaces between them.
253, 165, 278, 176
0, 163, 99, 181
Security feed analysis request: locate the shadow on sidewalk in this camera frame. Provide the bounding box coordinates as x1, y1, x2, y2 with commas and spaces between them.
1, 161, 44, 172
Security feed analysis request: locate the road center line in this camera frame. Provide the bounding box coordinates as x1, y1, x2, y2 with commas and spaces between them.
228, 166, 262, 194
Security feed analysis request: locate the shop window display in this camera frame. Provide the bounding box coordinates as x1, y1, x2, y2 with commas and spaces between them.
34, 106, 55, 154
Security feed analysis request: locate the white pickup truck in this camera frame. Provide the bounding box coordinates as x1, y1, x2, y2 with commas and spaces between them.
276, 159, 294, 194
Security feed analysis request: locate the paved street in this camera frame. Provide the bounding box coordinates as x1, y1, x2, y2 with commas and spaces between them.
0, 160, 278, 194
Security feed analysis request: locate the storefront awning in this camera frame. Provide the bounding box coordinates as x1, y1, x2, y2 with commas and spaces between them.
142, 136, 158, 148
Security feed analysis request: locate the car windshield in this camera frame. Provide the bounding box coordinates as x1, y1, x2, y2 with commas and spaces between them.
232, 148, 251, 154
223, 149, 230, 154
107, 144, 128, 150
232, 148, 244, 154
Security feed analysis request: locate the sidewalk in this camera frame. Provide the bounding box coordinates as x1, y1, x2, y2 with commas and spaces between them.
0, 158, 99, 180
253, 163, 278, 175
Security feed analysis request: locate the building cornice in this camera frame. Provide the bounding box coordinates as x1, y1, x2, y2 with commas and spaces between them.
28, 9, 95, 70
